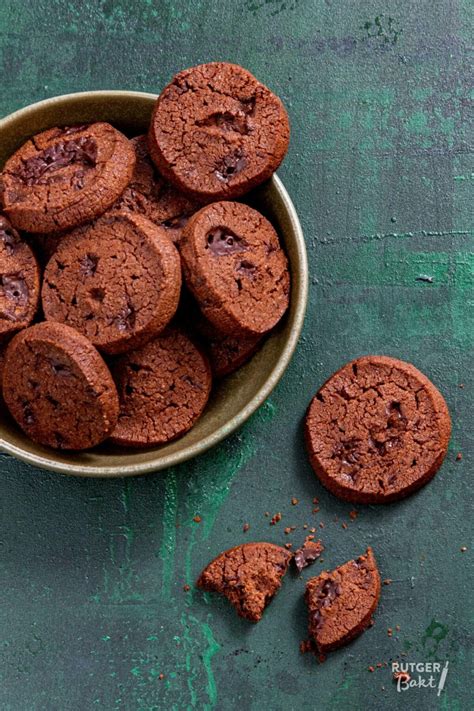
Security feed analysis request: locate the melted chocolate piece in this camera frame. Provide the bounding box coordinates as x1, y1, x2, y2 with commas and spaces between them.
80, 253, 99, 276
206, 228, 247, 256
197, 111, 249, 135
1, 274, 28, 307
0, 228, 20, 254
312, 579, 342, 630
294, 539, 324, 573
17, 136, 98, 185
215, 151, 247, 181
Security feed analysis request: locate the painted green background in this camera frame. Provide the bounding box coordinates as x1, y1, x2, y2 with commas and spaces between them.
0, 1, 472, 709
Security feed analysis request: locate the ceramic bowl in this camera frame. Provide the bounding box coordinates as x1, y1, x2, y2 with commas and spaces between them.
0, 91, 308, 477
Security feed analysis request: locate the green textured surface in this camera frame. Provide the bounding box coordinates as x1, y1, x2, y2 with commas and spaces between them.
0, 1, 473, 709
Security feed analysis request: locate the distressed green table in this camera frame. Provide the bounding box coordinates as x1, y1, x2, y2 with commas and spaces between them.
0, 2, 472, 709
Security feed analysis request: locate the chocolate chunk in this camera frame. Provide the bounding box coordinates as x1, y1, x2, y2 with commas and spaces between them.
294, 538, 324, 572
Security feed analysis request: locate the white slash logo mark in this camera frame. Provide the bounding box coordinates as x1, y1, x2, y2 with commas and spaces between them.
437, 661, 449, 696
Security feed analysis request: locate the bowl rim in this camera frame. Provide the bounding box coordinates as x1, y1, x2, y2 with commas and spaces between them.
0, 91, 308, 477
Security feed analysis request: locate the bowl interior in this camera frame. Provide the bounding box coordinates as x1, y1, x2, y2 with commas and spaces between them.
0, 92, 307, 476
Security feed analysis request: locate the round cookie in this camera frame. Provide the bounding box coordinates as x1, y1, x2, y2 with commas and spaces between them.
305, 356, 451, 504
305, 547, 380, 654
0, 214, 41, 338
180, 201, 290, 337
148, 62, 290, 201
197, 542, 293, 622
110, 328, 211, 447
2, 322, 119, 450
115, 136, 201, 243
42, 211, 182, 355
1, 123, 135, 233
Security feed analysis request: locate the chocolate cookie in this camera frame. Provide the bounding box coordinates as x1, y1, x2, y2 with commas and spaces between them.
42, 212, 182, 354
148, 62, 290, 201
2, 322, 119, 450
0, 215, 40, 338
1, 123, 135, 233
110, 328, 211, 447
305, 547, 380, 654
180, 201, 290, 337
305, 356, 451, 503
197, 542, 292, 622
115, 136, 200, 243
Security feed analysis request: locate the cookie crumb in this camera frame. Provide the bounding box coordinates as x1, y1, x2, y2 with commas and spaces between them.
383, 578, 392, 586
460, 546, 467, 552
193, 515, 202, 523
312, 497, 319, 504
456, 452, 463, 461
159, 673, 165, 680
284, 527, 292, 535
319, 522, 325, 529
264, 511, 270, 517
183, 584, 191, 592
243, 523, 250, 533
284, 543, 293, 550
291, 497, 299, 505
368, 666, 375, 673
270, 512, 282, 525
312, 507, 320, 513
395, 625, 401, 631
303, 524, 308, 529
299, 639, 312, 654
349, 510, 358, 520
342, 522, 348, 529
387, 628, 393, 637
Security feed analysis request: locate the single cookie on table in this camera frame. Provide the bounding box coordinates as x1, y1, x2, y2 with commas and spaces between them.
0, 215, 41, 338
180, 201, 290, 337
2, 322, 119, 450
110, 328, 211, 448
305, 356, 451, 504
115, 135, 201, 243
305, 547, 380, 655
148, 62, 290, 201
197, 542, 293, 622
0, 123, 135, 233
41, 211, 182, 355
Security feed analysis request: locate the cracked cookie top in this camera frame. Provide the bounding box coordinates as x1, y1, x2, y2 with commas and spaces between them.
41, 211, 182, 354
110, 327, 211, 447
115, 135, 201, 244
197, 542, 293, 622
180, 201, 290, 337
2, 321, 119, 450
305, 356, 451, 503
148, 62, 290, 201
0, 123, 135, 233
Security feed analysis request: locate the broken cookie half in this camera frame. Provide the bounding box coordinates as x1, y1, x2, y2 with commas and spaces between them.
197, 542, 292, 622
305, 546, 381, 654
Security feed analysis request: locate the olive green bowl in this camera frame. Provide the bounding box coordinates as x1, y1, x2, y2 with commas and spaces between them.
0, 91, 308, 477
